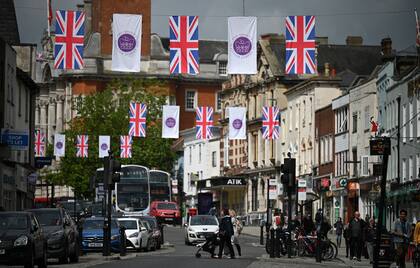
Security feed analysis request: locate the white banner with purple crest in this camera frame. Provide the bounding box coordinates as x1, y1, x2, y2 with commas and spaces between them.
227, 16, 257, 74
162, 105, 179, 139
111, 14, 142, 72
54, 133, 65, 157
99, 135, 110, 158
228, 107, 246, 139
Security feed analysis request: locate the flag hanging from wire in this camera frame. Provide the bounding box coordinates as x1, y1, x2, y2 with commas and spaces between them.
120, 135, 133, 158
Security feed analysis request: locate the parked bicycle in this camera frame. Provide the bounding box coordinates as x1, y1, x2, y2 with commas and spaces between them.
295, 228, 337, 260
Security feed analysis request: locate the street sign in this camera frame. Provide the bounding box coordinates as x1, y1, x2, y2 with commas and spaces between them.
172, 185, 178, 194
370, 138, 391, 155
298, 179, 307, 188
269, 179, 277, 200
172, 179, 178, 186
1, 129, 29, 150
298, 188, 306, 201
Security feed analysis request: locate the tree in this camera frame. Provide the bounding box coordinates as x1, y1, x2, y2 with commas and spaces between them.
49, 78, 175, 197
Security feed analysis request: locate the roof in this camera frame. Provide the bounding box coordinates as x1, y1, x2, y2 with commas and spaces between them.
260, 37, 382, 78
158, 36, 227, 63
0, 0, 20, 45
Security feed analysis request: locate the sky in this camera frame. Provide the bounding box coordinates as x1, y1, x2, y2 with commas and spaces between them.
14, 0, 420, 50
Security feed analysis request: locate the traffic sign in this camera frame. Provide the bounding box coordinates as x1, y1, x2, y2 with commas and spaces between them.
339, 178, 348, 188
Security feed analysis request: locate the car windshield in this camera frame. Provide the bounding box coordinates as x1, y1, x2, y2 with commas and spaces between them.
0, 215, 28, 230
83, 219, 118, 230
32, 210, 62, 226
119, 220, 137, 230
144, 218, 157, 229
190, 216, 218, 226
156, 203, 177, 210
90, 204, 103, 215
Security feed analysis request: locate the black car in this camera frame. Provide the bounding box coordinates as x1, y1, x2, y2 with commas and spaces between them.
139, 216, 162, 249
0, 212, 48, 268
28, 208, 79, 264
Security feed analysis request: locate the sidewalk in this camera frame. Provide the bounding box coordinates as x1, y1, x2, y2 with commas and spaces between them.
242, 226, 262, 237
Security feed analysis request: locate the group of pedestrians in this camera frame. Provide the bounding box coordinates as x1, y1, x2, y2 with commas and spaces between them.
334, 209, 420, 268
209, 207, 243, 259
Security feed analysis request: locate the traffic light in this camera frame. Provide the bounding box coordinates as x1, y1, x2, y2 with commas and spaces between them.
111, 158, 121, 183
103, 151, 122, 190
320, 178, 331, 192
280, 158, 296, 189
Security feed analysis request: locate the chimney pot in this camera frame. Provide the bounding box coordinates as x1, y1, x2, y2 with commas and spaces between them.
381, 37, 394, 62
346, 36, 363, 46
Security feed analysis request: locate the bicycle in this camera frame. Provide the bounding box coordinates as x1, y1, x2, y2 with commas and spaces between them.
296, 230, 337, 260
265, 229, 297, 257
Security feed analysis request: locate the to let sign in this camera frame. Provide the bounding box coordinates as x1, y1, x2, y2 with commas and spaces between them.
1, 129, 29, 150
370, 138, 391, 155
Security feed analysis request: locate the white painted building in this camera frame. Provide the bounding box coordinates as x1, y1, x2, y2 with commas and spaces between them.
181, 127, 220, 208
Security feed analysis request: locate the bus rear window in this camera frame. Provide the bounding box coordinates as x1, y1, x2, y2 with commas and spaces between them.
157, 203, 177, 210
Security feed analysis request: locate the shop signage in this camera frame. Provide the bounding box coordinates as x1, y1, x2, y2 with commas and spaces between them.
298, 179, 307, 188
298, 179, 307, 201
35, 157, 53, 168
226, 178, 244, 185
370, 138, 391, 155
348, 182, 360, 190
171, 179, 178, 186
339, 178, 348, 188
1, 129, 29, 150
269, 179, 277, 200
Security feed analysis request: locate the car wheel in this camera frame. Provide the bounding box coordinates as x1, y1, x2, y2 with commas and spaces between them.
58, 242, 69, 264
69, 242, 79, 263
37, 246, 48, 268
24, 249, 34, 268
185, 237, 191, 246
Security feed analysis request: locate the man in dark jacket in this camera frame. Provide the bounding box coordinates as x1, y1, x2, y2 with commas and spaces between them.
218, 208, 235, 259
348, 211, 366, 261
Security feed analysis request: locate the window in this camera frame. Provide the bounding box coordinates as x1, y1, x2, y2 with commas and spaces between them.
352, 112, 357, 133
216, 92, 222, 112
199, 144, 202, 163
212, 151, 217, 167
364, 106, 370, 130
361, 155, 369, 176
402, 104, 407, 143
417, 95, 420, 139
18, 83, 22, 117
218, 61, 227, 76
417, 154, 420, 179
352, 148, 357, 176
409, 156, 413, 180
402, 158, 407, 182
409, 101, 413, 140
25, 89, 29, 122
189, 147, 192, 164
185, 90, 196, 111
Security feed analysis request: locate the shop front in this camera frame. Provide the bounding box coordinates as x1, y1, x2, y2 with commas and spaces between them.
197, 176, 247, 215
388, 180, 420, 224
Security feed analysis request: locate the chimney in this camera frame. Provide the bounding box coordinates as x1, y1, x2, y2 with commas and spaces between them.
316, 37, 328, 45
76, 4, 84, 11
324, 62, 330, 77
346, 36, 363, 46
381, 37, 394, 62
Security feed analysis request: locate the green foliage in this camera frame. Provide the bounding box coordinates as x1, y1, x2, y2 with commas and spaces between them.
49, 78, 175, 197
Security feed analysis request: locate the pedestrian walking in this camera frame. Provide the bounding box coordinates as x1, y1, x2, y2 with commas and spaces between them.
230, 209, 242, 257
348, 211, 366, 261
393, 209, 412, 268
343, 224, 351, 258
218, 208, 235, 259
208, 204, 217, 216
365, 218, 376, 264
334, 217, 344, 248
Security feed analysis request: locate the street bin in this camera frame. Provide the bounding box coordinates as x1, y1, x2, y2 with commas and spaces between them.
375, 232, 394, 268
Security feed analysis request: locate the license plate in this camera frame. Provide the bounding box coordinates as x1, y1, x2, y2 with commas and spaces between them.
88, 243, 103, 247
166, 218, 173, 221
0, 249, 5, 255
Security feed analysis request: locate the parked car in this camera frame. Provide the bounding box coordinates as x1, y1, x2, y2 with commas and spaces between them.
81, 217, 121, 253
138, 216, 162, 249
28, 208, 79, 264
149, 201, 181, 225
0, 211, 48, 268
118, 218, 155, 252
184, 215, 219, 245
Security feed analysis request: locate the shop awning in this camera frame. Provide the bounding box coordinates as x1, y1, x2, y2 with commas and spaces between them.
197, 176, 247, 190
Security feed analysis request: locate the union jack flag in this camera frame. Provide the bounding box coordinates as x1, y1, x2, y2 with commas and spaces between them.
129, 102, 147, 137
262, 106, 280, 140
285, 16, 316, 75
169, 16, 199, 75
196, 106, 213, 140
76, 135, 88, 158
34, 130, 46, 157
120, 135, 133, 159
54, 10, 85, 70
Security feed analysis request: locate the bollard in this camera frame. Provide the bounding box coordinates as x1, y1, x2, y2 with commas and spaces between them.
160, 224, 164, 246
315, 230, 322, 263
275, 228, 281, 258
119, 226, 126, 256
270, 228, 275, 258
260, 225, 264, 245
78, 222, 84, 256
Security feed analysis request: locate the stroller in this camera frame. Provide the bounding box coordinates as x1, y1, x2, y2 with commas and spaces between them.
195, 232, 219, 258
